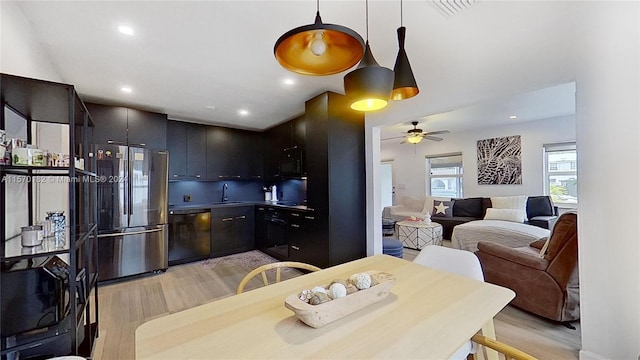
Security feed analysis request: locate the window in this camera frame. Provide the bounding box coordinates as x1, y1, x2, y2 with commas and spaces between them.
426, 154, 463, 198
544, 143, 577, 208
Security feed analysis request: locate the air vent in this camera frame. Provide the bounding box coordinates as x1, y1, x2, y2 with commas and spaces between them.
429, 0, 477, 18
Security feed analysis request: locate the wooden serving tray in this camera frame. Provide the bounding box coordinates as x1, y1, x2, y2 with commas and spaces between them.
284, 271, 395, 328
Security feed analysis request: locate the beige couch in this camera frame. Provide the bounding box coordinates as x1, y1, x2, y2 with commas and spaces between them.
382, 196, 449, 222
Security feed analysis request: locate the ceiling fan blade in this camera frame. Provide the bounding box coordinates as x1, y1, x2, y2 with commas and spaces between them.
424, 136, 443, 142
424, 130, 450, 136
382, 136, 407, 141
400, 139, 407, 144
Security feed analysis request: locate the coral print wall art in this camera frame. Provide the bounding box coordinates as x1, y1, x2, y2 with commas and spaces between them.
477, 135, 522, 185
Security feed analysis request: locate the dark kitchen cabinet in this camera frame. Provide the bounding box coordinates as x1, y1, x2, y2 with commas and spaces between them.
85, 102, 167, 149
254, 206, 267, 249
211, 206, 254, 257
226, 128, 250, 179
207, 126, 263, 180
186, 123, 207, 179
263, 114, 305, 181
126, 108, 168, 149
85, 103, 127, 145
167, 120, 207, 180
247, 131, 264, 180
292, 115, 306, 149
206, 126, 228, 180
167, 120, 187, 180
287, 211, 327, 266
305, 92, 366, 267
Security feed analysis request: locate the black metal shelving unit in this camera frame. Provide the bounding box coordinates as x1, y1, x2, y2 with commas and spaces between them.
0, 73, 99, 359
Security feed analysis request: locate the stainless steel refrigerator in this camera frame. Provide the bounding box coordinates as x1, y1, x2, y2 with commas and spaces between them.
95, 145, 168, 281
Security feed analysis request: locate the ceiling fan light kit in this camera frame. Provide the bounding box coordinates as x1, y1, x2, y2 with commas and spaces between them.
383, 121, 450, 144
406, 134, 423, 144
274, 1, 365, 76
344, 0, 395, 112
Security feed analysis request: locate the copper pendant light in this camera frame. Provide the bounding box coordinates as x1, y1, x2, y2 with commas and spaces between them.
274, 0, 365, 76
392, 0, 419, 100
343, 0, 394, 112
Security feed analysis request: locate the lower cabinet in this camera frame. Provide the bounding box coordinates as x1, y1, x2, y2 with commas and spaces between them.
254, 206, 327, 268
211, 206, 255, 257
287, 211, 328, 267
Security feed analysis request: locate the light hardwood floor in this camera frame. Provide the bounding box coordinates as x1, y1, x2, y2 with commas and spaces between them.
93, 250, 580, 360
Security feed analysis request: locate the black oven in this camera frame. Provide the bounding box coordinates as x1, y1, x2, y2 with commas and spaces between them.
279, 146, 304, 178
1, 256, 70, 337
263, 210, 289, 259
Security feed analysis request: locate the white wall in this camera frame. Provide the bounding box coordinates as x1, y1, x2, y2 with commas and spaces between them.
381, 115, 575, 201
1, 2, 66, 238
0, 2, 62, 81
366, 2, 639, 359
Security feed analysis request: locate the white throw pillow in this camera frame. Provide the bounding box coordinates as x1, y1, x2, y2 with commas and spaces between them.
490, 196, 527, 212
483, 208, 526, 223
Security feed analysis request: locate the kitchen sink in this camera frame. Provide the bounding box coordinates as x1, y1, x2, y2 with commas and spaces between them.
210, 201, 243, 205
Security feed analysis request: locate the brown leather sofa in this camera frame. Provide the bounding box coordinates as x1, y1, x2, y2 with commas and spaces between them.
475, 212, 579, 322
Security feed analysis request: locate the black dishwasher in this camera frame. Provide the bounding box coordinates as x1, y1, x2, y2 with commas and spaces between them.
168, 208, 211, 265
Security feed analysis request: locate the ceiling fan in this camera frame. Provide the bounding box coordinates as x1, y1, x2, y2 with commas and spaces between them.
383, 121, 450, 144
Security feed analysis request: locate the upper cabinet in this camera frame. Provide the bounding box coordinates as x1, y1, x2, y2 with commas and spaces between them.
186, 123, 207, 179
167, 120, 207, 180
292, 115, 306, 149
84, 103, 127, 144
206, 126, 263, 180
85, 103, 167, 149
264, 114, 305, 181
126, 108, 168, 149
167, 120, 187, 180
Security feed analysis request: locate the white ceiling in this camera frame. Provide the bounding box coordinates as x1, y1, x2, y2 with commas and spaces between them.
380, 82, 576, 140
15, 1, 575, 132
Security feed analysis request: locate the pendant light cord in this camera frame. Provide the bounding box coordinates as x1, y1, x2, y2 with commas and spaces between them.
365, 0, 369, 41
400, 0, 404, 26
317, 0, 319, 12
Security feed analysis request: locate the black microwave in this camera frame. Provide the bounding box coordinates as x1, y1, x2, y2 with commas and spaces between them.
279, 146, 304, 177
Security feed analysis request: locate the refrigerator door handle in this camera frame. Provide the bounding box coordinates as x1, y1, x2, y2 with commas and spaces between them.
96, 227, 164, 238
120, 149, 128, 215
128, 151, 134, 217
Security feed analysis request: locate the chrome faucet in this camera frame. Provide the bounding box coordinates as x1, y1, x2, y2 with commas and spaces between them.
222, 183, 229, 202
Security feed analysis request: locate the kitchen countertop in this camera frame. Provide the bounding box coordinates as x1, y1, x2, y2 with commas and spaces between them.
168, 201, 312, 212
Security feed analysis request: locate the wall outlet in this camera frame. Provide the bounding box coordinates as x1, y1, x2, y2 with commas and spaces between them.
183, 195, 192, 202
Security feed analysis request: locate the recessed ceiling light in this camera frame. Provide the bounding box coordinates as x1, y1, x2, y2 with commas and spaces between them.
509, 115, 518, 119
205, 105, 216, 110
121, 86, 133, 93
283, 78, 295, 86
238, 109, 249, 116
118, 25, 134, 36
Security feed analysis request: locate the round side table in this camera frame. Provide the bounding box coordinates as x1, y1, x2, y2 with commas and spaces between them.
395, 220, 443, 250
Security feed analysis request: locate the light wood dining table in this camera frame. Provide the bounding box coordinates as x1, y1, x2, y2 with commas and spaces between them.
136, 254, 514, 359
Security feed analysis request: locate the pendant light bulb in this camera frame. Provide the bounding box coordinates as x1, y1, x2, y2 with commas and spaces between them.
274, 6, 364, 75
310, 32, 327, 56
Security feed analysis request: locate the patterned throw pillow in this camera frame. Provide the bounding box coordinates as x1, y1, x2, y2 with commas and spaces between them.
432, 200, 453, 217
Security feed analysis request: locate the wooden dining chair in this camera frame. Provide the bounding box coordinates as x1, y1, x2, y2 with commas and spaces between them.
236, 261, 321, 294
413, 245, 537, 360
